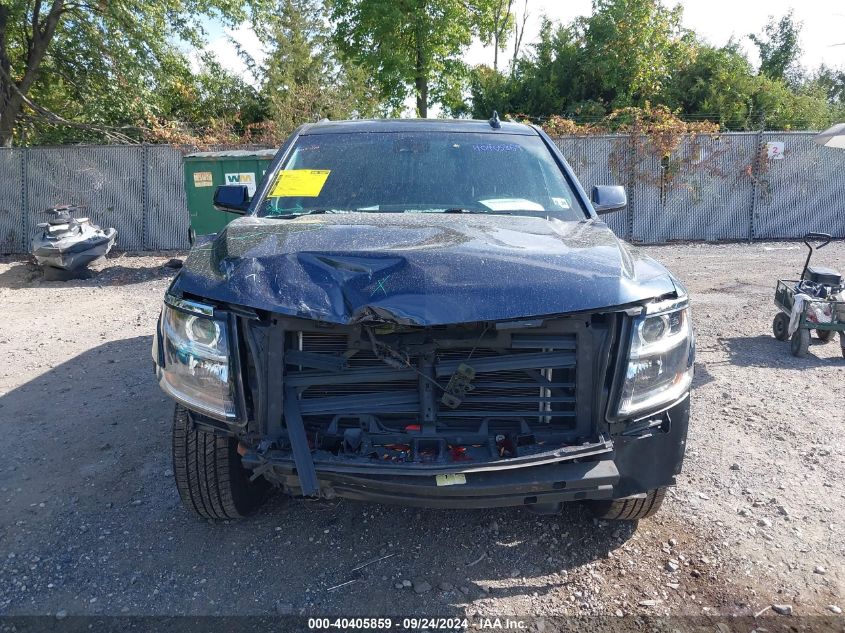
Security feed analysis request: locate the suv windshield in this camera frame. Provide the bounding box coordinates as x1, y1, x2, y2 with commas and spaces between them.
257, 131, 586, 220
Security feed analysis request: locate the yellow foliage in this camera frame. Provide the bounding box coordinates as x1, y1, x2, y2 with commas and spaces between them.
540, 105, 722, 195
143, 118, 287, 150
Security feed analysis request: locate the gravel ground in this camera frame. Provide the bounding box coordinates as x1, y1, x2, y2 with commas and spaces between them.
0, 243, 843, 621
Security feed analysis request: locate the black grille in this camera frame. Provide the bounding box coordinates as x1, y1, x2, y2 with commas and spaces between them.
286, 328, 578, 433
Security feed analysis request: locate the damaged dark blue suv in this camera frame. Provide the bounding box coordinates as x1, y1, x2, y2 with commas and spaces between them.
152, 119, 694, 522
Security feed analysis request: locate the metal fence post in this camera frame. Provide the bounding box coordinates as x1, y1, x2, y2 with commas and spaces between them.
141, 144, 150, 250
748, 130, 764, 241
21, 148, 29, 253
627, 133, 636, 241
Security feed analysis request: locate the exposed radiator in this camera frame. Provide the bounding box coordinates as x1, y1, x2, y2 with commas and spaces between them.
284, 327, 579, 434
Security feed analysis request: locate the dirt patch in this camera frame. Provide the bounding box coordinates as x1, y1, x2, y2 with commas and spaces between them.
0, 242, 842, 619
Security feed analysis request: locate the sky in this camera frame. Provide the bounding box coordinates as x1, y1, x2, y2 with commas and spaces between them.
202, 0, 845, 85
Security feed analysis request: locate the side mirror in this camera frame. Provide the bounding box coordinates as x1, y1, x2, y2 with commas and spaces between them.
213, 185, 250, 215
591, 185, 627, 214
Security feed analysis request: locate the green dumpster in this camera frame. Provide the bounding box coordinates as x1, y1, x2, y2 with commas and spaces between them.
183, 149, 277, 235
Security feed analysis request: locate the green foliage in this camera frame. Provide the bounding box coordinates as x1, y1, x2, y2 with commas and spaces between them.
669, 34, 834, 131
257, 0, 381, 136
749, 75, 833, 131
749, 11, 803, 84
469, 0, 843, 132
806, 65, 845, 105
477, 0, 515, 72
467, 66, 515, 119
0, 0, 270, 146
150, 54, 268, 140
1, 0, 843, 147
327, 0, 501, 117
577, 0, 693, 108
468, 19, 577, 119
667, 41, 756, 129
469, 0, 694, 119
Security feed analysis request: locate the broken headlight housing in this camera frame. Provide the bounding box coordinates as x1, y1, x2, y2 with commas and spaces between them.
617, 297, 694, 418
157, 296, 236, 421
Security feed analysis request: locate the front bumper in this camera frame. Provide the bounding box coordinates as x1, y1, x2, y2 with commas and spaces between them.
236, 398, 689, 510
246, 457, 619, 509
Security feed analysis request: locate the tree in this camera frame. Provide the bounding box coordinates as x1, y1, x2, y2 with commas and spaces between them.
510, 0, 529, 72
485, 0, 514, 72
469, 0, 693, 121
577, 0, 692, 109
328, 0, 501, 117
466, 0, 840, 131
469, 17, 593, 120
806, 64, 845, 105
749, 11, 803, 85
256, 0, 380, 135
668, 41, 756, 130
0, 1, 266, 147
468, 65, 515, 119
511, 18, 579, 116
16, 47, 268, 146
749, 75, 832, 130
149, 53, 268, 141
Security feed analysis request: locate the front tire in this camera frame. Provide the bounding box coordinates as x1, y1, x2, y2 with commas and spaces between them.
171, 404, 270, 520
587, 487, 666, 521
790, 329, 810, 357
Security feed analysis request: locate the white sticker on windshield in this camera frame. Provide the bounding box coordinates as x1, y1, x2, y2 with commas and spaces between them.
479, 198, 545, 211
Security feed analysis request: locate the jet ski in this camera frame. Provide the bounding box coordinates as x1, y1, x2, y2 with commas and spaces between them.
31, 205, 117, 279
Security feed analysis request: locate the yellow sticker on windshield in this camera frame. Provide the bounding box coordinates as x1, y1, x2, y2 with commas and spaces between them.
269, 169, 330, 197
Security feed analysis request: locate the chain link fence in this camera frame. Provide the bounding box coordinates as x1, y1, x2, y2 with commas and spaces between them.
1, 132, 843, 254
557, 131, 845, 242
0, 145, 190, 253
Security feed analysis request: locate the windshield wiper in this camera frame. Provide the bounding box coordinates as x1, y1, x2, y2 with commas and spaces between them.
443, 208, 524, 216
266, 209, 350, 219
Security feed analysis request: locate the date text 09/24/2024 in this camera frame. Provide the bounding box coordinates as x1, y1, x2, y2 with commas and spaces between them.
307, 617, 529, 630
308, 617, 528, 631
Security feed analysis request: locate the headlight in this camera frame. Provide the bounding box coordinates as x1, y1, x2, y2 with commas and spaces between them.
157, 296, 236, 421
617, 299, 694, 418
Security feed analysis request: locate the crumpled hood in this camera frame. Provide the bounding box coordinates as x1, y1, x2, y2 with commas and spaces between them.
173, 213, 678, 325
